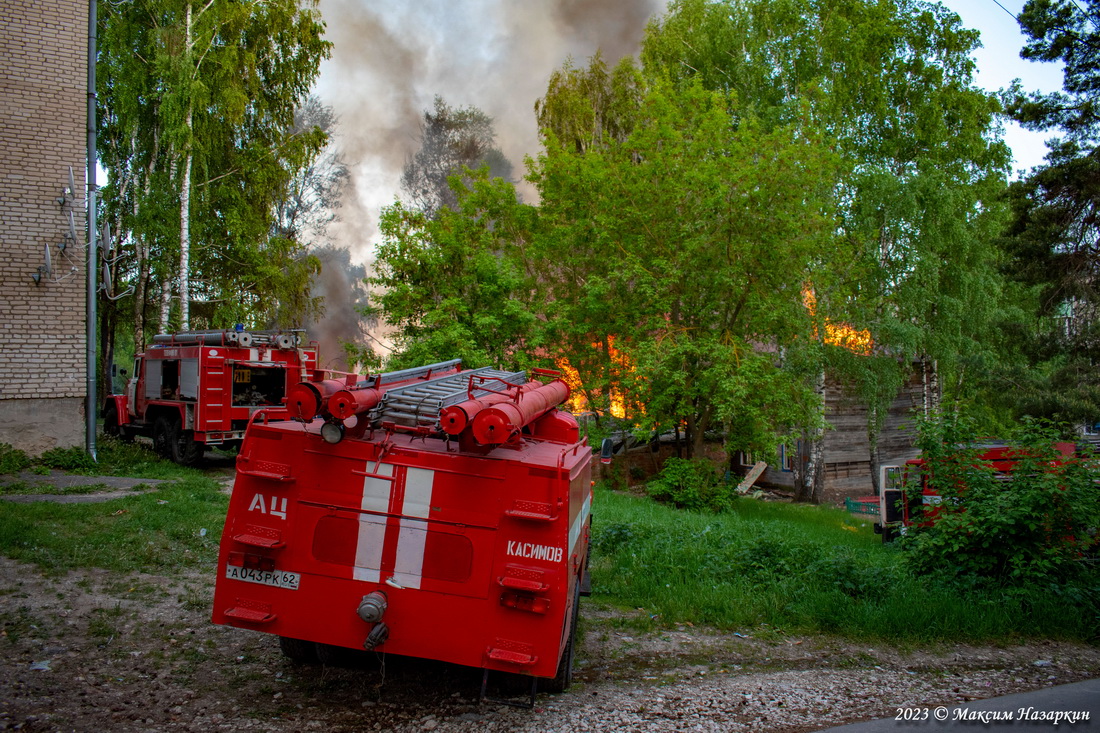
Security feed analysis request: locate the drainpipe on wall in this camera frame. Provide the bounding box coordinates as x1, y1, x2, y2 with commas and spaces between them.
86, 0, 97, 461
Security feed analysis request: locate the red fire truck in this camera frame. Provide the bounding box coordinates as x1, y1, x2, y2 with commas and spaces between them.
211, 359, 593, 698
874, 441, 1077, 542
102, 330, 316, 465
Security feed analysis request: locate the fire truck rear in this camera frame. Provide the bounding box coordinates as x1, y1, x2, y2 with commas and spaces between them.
211, 359, 593, 694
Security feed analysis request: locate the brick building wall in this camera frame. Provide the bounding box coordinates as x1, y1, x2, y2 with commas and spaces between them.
0, 0, 88, 453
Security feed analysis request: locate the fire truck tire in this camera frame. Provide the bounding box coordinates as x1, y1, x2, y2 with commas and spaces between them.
103, 407, 133, 442
315, 642, 367, 668
152, 417, 173, 458
168, 424, 204, 466
278, 636, 319, 664
544, 579, 581, 693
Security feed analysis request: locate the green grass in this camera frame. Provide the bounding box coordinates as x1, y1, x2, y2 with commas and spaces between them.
2, 435, 1094, 644
0, 475, 226, 574
1, 434, 191, 481
589, 485, 1098, 643
0, 434, 227, 573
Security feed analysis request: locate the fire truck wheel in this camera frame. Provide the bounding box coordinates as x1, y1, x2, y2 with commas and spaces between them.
315, 641, 368, 668
103, 407, 133, 442
168, 424, 204, 467
544, 579, 581, 693
278, 636, 319, 664
152, 417, 173, 458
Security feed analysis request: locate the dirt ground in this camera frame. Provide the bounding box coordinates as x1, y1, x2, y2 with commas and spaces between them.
2, 459, 1099, 732
2, 552, 1099, 733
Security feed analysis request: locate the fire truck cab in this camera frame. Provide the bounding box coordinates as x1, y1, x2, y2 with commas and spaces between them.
102, 329, 316, 465
211, 359, 593, 696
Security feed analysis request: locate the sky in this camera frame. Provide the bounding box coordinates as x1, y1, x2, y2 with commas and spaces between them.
938, 0, 1066, 175
312, 0, 1070, 263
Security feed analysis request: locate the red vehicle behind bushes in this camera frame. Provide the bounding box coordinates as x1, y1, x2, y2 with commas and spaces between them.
874, 441, 1078, 543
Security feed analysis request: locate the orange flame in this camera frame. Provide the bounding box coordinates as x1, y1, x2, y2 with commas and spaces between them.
555, 336, 633, 419
803, 288, 873, 355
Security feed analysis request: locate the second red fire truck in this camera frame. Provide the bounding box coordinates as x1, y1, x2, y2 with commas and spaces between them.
102, 329, 316, 465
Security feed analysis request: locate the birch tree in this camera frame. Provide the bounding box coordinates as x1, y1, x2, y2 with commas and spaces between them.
98, 0, 331, 336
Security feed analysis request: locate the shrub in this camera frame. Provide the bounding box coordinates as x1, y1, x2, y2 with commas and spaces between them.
900, 415, 1100, 590
645, 457, 735, 512
38, 447, 97, 472
0, 444, 32, 474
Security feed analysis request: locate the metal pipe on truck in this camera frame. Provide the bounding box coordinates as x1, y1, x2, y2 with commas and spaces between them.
470, 380, 570, 445
328, 387, 383, 420
286, 379, 346, 421
152, 330, 241, 346
439, 383, 536, 435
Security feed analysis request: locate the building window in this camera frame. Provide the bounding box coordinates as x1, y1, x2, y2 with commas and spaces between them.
780, 442, 799, 472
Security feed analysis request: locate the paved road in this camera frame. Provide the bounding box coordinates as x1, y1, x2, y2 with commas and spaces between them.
822, 678, 1098, 731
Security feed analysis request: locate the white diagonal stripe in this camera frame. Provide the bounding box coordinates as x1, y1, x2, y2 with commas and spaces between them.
392, 519, 427, 589
353, 515, 386, 582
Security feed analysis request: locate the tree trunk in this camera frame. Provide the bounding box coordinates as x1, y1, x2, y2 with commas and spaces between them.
868, 405, 882, 497
795, 368, 826, 503
178, 0, 194, 330
921, 356, 940, 416
132, 132, 157, 350
99, 304, 116, 400
179, 146, 192, 330
159, 282, 172, 332
132, 235, 150, 347
689, 403, 713, 460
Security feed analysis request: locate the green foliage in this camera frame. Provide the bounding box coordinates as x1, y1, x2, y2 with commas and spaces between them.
900, 415, 1100, 592
37, 448, 98, 472
641, 0, 1011, 390
1009, 0, 1100, 154
525, 0, 1011, 463
645, 457, 735, 513
591, 485, 1098, 641
997, 1, 1100, 424
532, 74, 839, 456
372, 170, 540, 370
0, 444, 31, 475
97, 0, 333, 335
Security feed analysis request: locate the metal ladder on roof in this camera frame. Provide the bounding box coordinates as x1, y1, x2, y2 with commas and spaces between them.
370, 367, 527, 429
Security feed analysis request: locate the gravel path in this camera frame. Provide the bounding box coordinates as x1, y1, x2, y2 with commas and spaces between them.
1, 557, 1097, 732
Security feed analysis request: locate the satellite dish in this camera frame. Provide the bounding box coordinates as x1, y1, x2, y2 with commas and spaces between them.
101, 221, 112, 251
102, 261, 111, 290
43, 243, 52, 279
67, 166, 76, 202
65, 210, 77, 249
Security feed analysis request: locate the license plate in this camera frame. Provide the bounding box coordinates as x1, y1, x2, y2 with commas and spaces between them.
225, 565, 300, 590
